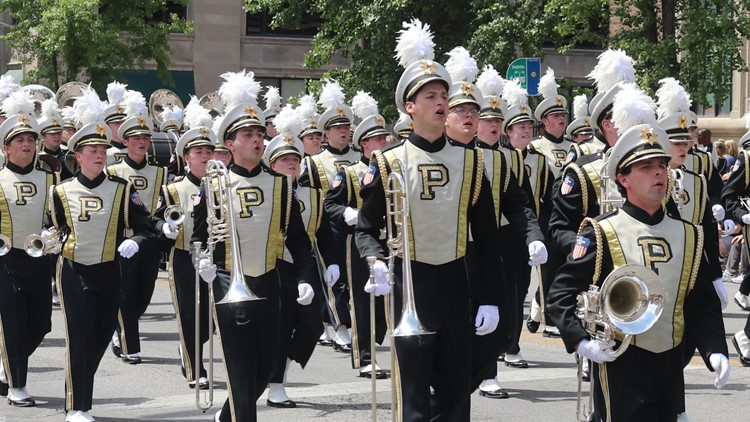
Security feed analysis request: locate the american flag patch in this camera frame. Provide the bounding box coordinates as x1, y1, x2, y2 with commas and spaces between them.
332, 174, 343, 189
561, 175, 576, 195
363, 164, 377, 185
193, 191, 203, 207
572, 235, 590, 260
130, 192, 143, 206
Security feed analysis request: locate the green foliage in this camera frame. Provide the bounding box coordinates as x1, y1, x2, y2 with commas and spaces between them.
1, 0, 193, 91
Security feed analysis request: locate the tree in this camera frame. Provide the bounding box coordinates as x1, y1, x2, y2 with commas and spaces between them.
1, 0, 193, 92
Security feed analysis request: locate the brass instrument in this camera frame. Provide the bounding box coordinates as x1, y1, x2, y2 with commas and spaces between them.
24, 227, 63, 257
149, 89, 184, 129
21, 84, 55, 118
164, 205, 185, 226
192, 160, 264, 410
55, 82, 88, 108
199, 91, 224, 119
575, 265, 665, 421
599, 150, 623, 213
367, 158, 433, 421
739, 196, 750, 212
192, 241, 215, 411
37, 154, 62, 174
0, 234, 11, 256
671, 168, 686, 212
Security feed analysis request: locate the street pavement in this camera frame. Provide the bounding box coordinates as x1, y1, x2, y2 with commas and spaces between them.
2, 271, 748, 421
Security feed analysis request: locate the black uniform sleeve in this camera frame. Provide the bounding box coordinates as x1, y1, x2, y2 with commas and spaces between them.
722, 153, 749, 223
355, 155, 388, 260
49, 186, 70, 234
706, 161, 723, 208
297, 156, 318, 189
283, 180, 315, 285
548, 224, 604, 353
315, 208, 340, 267
323, 166, 352, 244
126, 183, 158, 243
471, 174, 504, 306
152, 185, 174, 241
549, 166, 597, 253
502, 170, 544, 245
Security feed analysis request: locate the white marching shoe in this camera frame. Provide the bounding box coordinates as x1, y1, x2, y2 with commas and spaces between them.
66, 410, 96, 422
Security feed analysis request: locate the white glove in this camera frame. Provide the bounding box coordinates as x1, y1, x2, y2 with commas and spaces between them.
474, 305, 499, 336
709, 353, 730, 389
364, 260, 391, 296
527, 240, 548, 266
576, 339, 617, 364
198, 258, 217, 283
712, 278, 729, 310
162, 223, 179, 240
343, 207, 359, 226
117, 239, 139, 259
722, 219, 737, 235
712, 204, 725, 221
297, 283, 314, 305
742, 214, 750, 225
325, 264, 340, 287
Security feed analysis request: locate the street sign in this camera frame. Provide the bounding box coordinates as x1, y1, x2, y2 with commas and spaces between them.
506, 57, 542, 96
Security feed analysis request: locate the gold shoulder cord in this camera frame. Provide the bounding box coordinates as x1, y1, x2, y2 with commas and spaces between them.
471, 148, 482, 207
744, 150, 750, 189
688, 224, 704, 293
566, 164, 590, 216
514, 150, 524, 187
315, 188, 324, 232
162, 185, 172, 207
304, 156, 317, 189
540, 155, 550, 200
373, 150, 389, 192
345, 166, 356, 205
500, 151, 511, 194
284, 176, 293, 234
124, 181, 133, 231
49, 185, 59, 229
577, 217, 604, 285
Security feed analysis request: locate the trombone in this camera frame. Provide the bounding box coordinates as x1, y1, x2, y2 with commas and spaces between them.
0, 234, 11, 256
599, 150, 623, 213
192, 159, 265, 411
671, 168, 686, 212
574, 265, 665, 421
367, 157, 433, 422
24, 227, 63, 257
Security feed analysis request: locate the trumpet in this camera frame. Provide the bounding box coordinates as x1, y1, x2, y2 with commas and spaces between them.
367, 157, 433, 422
0, 234, 10, 256
575, 265, 665, 421
671, 168, 686, 211
24, 227, 63, 257
192, 160, 265, 410
164, 205, 185, 226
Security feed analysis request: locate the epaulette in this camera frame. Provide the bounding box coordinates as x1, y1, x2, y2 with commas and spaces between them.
528, 139, 541, 153
574, 151, 603, 167
107, 174, 129, 185
381, 140, 403, 153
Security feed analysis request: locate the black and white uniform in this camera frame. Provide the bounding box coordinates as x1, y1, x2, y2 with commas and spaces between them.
191, 164, 314, 422
50, 172, 155, 412
530, 133, 574, 179
356, 133, 502, 421
0, 162, 56, 391
564, 134, 607, 167
106, 156, 167, 356
548, 203, 727, 421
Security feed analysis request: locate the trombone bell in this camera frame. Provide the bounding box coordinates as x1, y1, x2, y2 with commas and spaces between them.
0, 234, 11, 256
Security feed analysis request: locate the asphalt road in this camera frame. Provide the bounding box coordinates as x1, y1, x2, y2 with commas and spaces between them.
1, 272, 747, 421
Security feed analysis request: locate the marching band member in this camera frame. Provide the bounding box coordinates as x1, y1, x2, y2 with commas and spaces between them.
0, 94, 57, 407
262, 86, 282, 142
193, 70, 315, 422
548, 84, 729, 421
50, 89, 156, 422
103, 81, 129, 165
106, 91, 168, 364
531, 68, 573, 177
296, 94, 324, 157
153, 96, 216, 390
324, 91, 389, 378
356, 19, 502, 420
38, 99, 74, 180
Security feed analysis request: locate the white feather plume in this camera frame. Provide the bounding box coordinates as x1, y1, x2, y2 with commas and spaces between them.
212, 114, 224, 136
318, 80, 346, 110
263, 86, 282, 111
538, 67, 559, 100
445, 47, 478, 83
612, 83, 657, 136
122, 90, 147, 117
587, 49, 636, 93
106, 81, 128, 106
183, 96, 213, 129
476, 65, 505, 97
41, 99, 60, 119
61, 106, 75, 124
573, 95, 589, 120
502, 79, 528, 108
159, 106, 182, 124
0, 75, 19, 100
296, 94, 318, 119
2, 90, 35, 117
219, 69, 261, 110
73, 87, 106, 125
655, 77, 691, 118
394, 18, 435, 68
351, 91, 379, 119
274, 105, 305, 139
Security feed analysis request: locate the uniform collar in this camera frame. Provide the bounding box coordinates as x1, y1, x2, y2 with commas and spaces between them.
476, 140, 499, 150
77, 171, 106, 188
43, 147, 63, 156
124, 155, 147, 170
621, 201, 665, 225
186, 172, 202, 186
408, 132, 446, 153
543, 132, 566, 144
447, 136, 475, 149
230, 163, 263, 177
359, 156, 370, 166
110, 141, 125, 150
324, 144, 351, 155
5, 161, 35, 175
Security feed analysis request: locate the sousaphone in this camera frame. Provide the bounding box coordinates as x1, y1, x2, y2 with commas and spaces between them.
56, 82, 89, 109
199, 91, 224, 119
21, 84, 55, 118
149, 89, 184, 129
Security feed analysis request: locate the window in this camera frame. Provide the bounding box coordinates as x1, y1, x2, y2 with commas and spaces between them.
696, 91, 732, 117
257, 78, 308, 109
246, 11, 321, 37
150, 1, 188, 25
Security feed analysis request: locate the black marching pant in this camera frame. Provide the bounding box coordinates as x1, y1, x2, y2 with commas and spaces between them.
169, 248, 209, 382
534, 243, 563, 326
394, 259, 471, 422
346, 235, 388, 369
116, 238, 161, 355
58, 259, 120, 412
270, 260, 323, 383
0, 250, 52, 388
318, 248, 351, 330
592, 345, 682, 422
506, 245, 531, 356
216, 269, 280, 422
